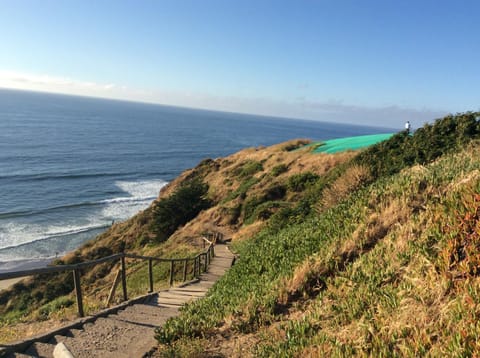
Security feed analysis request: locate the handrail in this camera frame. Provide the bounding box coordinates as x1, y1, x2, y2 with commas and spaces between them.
0, 253, 124, 280
0, 236, 220, 318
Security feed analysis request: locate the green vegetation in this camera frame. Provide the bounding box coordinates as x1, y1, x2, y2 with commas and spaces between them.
354, 112, 480, 178
0, 271, 74, 326
153, 179, 212, 242
37, 297, 74, 320
222, 177, 259, 203
155, 112, 480, 356
270, 163, 288, 177
0, 179, 210, 334
233, 160, 264, 178
286, 172, 319, 192
282, 140, 310, 152
3, 111, 480, 354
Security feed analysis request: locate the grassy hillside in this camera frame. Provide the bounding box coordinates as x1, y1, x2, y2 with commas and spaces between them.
0, 137, 354, 341
1, 111, 479, 354
152, 112, 480, 356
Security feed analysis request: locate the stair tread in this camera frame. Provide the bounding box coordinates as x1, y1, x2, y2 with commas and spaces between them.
60, 317, 155, 358
5, 244, 234, 358
24, 341, 56, 358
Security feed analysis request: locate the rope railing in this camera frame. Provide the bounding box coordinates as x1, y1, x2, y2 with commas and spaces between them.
0, 233, 223, 318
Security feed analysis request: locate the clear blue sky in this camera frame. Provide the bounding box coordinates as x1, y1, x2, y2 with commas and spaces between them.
0, 0, 478, 128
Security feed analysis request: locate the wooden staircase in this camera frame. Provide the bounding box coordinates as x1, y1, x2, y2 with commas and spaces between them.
2, 244, 234, 358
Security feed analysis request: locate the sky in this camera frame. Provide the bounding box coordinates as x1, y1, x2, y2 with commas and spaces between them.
0, 0, 479, 128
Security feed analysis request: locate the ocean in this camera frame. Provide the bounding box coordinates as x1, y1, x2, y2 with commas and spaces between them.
0, 89, 393, 271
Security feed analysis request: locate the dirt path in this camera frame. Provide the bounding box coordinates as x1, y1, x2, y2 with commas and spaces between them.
4, 244, 234, 358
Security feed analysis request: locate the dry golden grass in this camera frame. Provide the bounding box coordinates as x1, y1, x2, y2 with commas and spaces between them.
232, 221, 265, 242
319, 164, 371, 210
148, 138, 356, 246
278, 256, 328, 305
155, 140, 480, 356
70, 138, 358, 258
0, 138, 371, 346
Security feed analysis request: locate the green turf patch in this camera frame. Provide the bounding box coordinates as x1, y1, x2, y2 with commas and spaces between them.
310, 133, 395, 154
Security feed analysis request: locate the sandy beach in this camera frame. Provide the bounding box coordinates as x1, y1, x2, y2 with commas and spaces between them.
0, 277, 24, 291
0, 258, 52, 291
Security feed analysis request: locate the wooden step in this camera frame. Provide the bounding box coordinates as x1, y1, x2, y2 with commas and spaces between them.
2, 244, 235, 358
24, 341, 56, 358
59, 317, 155, 358
110, 304, 177, 327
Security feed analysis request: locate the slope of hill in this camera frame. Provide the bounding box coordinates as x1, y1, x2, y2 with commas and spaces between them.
152, 112, 480, 356
0, 137, 355, 341
1, 112, 479, 356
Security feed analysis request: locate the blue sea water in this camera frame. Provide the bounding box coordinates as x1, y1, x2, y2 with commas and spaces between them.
0, 88, 393, 271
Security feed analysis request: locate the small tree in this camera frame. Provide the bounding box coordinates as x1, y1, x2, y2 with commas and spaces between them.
153, 179, 211, 242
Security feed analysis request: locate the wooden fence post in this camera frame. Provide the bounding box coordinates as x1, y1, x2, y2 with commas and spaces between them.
148, 258, 153, 293
107, 268, 122, 306
169, 260, 174, 286
73, 269, 84, 317
121, 256, 127, 301
204, 253, 208, 272
182, 259, 187, 282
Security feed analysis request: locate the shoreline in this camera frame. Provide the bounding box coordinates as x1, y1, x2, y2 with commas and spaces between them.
0, 258, 52, 291
0, 258, 53, 274
0, 277, 25, 291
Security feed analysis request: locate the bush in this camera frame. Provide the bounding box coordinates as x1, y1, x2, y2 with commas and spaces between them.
286, 172, 320, 192
247, 201, 288, 223
354, 112, 480, 179
268, 200, 312, 231
264, 184, 286, 201
222, 177, 259, 203
282, 140, 310, 151
37, 296, 74, 320
271, 164, 288, 176
228, 204, 242, 225
153, 179, 212, 242
234, 160, 264, 178
243, 196, 265, 223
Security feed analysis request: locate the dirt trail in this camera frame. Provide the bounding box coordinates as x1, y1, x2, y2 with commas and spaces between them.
3, 244, 234, 358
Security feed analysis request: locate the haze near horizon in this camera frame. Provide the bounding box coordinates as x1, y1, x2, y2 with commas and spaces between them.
0, 0, 478, 128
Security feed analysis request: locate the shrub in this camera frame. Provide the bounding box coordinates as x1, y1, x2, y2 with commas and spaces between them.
264, 184, 286, 201
228, 204, 242, 225
282, 140, 310, 151
153, 179, 211, 242
222, 177, 259, 203
354, 112, 480, 179
233, 160, 264, 178
243, 196, 265, 222
246, 201, 288, 224
268, 200, 312, 231
37, 296, 74, 320
286, 172, 320, 192
271, 164, 288, 176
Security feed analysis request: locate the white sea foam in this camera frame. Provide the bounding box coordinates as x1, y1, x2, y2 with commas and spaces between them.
0, 221, 44, 249
0, 220, 108, 251
0, 179, 168, 261
101, 179, 167, 221
115, 179, 167, 200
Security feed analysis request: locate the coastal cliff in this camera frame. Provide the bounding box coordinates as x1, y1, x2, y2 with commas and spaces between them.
2, 112, 480, 356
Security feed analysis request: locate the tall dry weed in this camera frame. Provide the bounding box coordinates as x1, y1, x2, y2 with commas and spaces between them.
439, 192, 480, 281
318, 164, 371, 212
278, 257, 328, 305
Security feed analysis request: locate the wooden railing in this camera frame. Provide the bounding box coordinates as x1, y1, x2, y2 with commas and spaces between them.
0, 242, 217, 318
